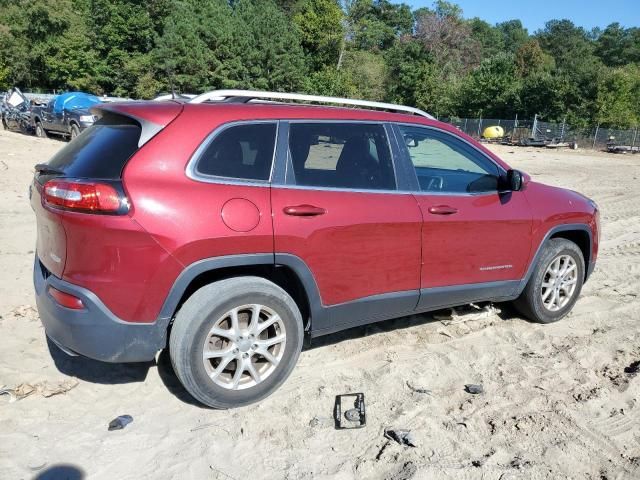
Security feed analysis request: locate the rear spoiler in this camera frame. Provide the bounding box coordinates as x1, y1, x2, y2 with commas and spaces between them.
90, 101, 184, 147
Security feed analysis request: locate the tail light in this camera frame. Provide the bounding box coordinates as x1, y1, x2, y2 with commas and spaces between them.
43, 179, 128, 214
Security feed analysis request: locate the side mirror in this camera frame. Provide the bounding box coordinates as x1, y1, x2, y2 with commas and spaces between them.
505, 169, 524, 191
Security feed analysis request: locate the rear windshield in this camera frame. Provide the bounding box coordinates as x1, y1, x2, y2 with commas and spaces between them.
45, 115, 141, 179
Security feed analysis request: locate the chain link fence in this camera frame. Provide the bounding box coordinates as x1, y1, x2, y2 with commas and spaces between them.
439, 115, 640, 152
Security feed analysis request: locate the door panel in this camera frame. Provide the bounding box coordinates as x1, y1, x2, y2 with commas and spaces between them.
414, 192, 532, 288
394, 123, 533, 294
272, 188, 422, 306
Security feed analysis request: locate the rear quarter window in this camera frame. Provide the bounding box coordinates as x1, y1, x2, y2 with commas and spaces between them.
193, 122, 277, 182
45, 115, 141, 180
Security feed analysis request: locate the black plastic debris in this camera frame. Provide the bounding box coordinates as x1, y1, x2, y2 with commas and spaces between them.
334, 393, 366, 429
465, 384, 484, 394
624, 360, 639, 375
108, 415, 133, 431
384, 428, 417, 447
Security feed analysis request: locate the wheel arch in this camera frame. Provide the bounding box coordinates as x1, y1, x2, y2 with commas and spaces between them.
159, 254, 324, 333
518, 223, 593, 294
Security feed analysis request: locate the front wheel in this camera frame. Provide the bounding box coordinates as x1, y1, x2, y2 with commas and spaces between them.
35, 122, 47, 138
514, 238, 585, 323
70, 123, 80, 140
169, 277, 304, 408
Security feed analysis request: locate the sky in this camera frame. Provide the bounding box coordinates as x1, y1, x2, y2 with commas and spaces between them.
406, 0, 640, 33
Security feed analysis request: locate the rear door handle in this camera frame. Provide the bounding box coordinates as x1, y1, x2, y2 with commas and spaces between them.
283, 204, 326, 216
428, 205, 458, 215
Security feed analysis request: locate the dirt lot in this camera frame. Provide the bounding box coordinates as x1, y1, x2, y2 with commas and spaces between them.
1, 130, 639, 480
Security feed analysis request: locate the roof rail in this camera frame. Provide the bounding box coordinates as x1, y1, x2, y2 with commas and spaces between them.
189, 89, 434, 119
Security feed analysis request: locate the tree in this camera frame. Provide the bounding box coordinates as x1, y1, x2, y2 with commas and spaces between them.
232, 0, 307, 91
457, 53, 521, 117
347, 0, 413, 51
292, 0, 344, 70
496, 20, 528, 53
154, 0, 239, 94
414, 4, 481, 74
596, 23, 640, 66
341, 50, 387, 100
536, 19, 596, 70
515, 40, 554, 77
468, 18, 505, 58
595, 65, 640, 128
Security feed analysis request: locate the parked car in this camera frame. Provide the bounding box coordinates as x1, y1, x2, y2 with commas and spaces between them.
1, 87, 33, 134
31, 91, 100, 140
30, 90, 599, 408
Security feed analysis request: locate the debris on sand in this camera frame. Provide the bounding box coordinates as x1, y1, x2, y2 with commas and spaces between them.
10, 305, 38, 321
0, 379, 78, 402
385, 461, 417, 480
384, 428, 417, 447
624, 360, 639, 376
406, 381, 431, 395
465, 384, 484, 395
108, 415, 133, 431
434, 303, 501, 325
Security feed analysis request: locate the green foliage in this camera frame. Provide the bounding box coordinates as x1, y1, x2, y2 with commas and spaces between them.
341, 50, 387, 101
515, 40, 554, 77
496, 20, 528, 53
0, 0, 637, 126
595, 65, 640, 128
232, 0, 307, 91
348, 0, 413, 51
457, 53, 521, 117
596, 23, 640, 66
468, 18, 505, 58
292, 0, 344, 70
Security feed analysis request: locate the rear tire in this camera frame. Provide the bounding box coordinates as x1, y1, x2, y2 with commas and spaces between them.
514, 238, 584, 323
169, 277, 304, 408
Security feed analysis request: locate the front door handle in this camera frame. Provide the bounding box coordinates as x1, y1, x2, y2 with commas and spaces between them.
428, 205, 458, 215
283, 204, 326, 216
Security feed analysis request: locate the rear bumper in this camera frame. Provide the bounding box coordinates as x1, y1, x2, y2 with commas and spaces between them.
34, 256, 168, 363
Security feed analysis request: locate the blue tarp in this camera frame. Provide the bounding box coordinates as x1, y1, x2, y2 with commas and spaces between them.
52, 92, 101, 114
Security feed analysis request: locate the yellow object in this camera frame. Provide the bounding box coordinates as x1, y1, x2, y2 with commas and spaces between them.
482, 126, 504, 139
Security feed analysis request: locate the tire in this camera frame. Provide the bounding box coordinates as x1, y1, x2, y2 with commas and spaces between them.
35, 122, 47, 138
514, 238, 585, 323
169, 276, 304, 408
70, 123, 80, 140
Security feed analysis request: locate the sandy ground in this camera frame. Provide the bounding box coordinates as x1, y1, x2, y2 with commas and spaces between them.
0, 129, 639, 480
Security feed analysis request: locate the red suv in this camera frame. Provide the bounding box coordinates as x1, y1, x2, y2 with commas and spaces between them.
31, 90, 599, 408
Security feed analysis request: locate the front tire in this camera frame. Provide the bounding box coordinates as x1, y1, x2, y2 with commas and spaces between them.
35, 121, 47, 138
169, 277, 304, 408
70, 123, 80, 140
514, 238, 585, 323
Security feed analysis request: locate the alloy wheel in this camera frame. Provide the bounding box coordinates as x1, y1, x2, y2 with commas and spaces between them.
202, 304, 286, 390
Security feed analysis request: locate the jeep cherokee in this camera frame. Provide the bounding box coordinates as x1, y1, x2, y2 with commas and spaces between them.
31, 90, 599, 408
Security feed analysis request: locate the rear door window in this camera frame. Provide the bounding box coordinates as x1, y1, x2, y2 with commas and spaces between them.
288, 123, 395, 190
45, 114, 141, 180
194, 122, 277, 181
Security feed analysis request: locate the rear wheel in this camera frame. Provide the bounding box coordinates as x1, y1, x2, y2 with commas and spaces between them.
514, 238, 585, 323
169, 277, 304, 408
35, 121, 47, 138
